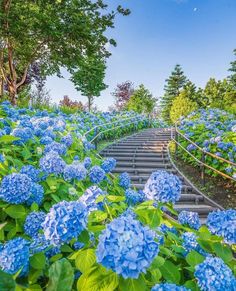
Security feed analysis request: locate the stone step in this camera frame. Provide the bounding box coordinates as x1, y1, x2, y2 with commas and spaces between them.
128, 175, 185, 183
111, 156, 169, 162
116, 161, 172, 169
173, 204, 216, 215
101, 148, 168, 153
101, 152, 168, 158
114, 167, 178, 175
132, 183, 193, 193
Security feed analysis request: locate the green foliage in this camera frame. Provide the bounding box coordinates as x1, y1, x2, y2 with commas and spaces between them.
228, 48, 236, 88
170, 92, 198, 123
126, 84, 156, 114
161, 64, 187, 123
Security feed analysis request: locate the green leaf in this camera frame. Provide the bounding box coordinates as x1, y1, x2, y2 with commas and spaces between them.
119, 276, 147, 291
106, 195, 125, 202
89, 211, 108, 223
212, 242, 233, 263
149, 256, 165, 269
0, 135, 19, 143
186, 251, 205, 267
159, 260, 180, 283
47, 259, 74, 291
0, 270, 16, 291
5, 205, 26, 219
77, 266, 119, 291
184, 280, 200, 291
30, 253, 46, 270
75, 249, 96, 273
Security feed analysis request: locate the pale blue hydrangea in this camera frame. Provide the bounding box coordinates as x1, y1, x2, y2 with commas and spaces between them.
29, 234, 50, 255
152, 283, 190, 291
84, 157, 92, 169
26, 183, 44, 206
0, 154, 4, 163
125, 189, 145, 206
73, 241, 85, 250
43, 201, 88, 246
0, 173, 32, 204
24, 211, 46, 237
178, 211, 201, 230
63, 162, 87, 182
39, 151, 66, 175
96, 212, 159, 279
89, 166, 106, 184
206, 209, 236, 245
118, 172, 131, 189
61, 134, 73, 147
195, 256, 236, 290
83, 140, 95, 151
143, 170, 182, 203
182, 232, 206, 256
12, 127, 33, 144
0, 237, 29, 275
20, 165, 41, 183
45, 246, 61, 259
79, 186, 105, 213
101, 158, 116, 173
44, 141, 67, 156
157, 224, 178, 235
40, 136, 53, 145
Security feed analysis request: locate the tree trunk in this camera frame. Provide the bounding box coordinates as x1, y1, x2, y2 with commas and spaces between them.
88, 96, 93, 112
0, 78, 4, 99
8, 82, 17, 105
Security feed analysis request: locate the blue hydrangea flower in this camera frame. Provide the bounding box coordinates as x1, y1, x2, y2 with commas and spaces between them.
40, 136, 53, 145
118, 172, 131, 189
157, 224, 178, 235
195, 256, 236, 290
0, 238, 29, 275
96, 212, 159, 279
101, 158, 116, 173
43, 201, 88, 246
44, 141, 67, 156
181, 232, 206, 256
25, 182, 44, 206
206, 209, 236, 245
125, 189, 145, 206
73, 241, 85, 250
152, 283, 190, 291
79, 186, 105, 213
39, 151, 66, 176
24, 211, 46, 238
83, 140, 95, 151
89, 166, 106, 184
0, 154, 4, 163
63, 162, 87, 182
178, 211, 201, 230
61, 134, 73, 147
20, 165, 41, 183
29, 234, 50, 255
84, 157, 92, 169
0, 173, 32, 204
143, 170, 182, 204
45, 246, 61, 259
12, 127, 33, 144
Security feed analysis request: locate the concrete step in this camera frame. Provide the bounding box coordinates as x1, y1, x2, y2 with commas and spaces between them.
116, 162, 172, 169
108, 145, 168, 150
114, 167, 178, 175
132, 183, 193, 193
174, 204, 216, 215
101, 152, 168, 158
111, 156, 169, 162
101, 148, 168, 154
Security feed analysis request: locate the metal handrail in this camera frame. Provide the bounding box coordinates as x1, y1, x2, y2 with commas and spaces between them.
171, 125, 236, 184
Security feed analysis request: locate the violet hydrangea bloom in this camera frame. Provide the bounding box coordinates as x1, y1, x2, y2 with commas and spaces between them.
43, 201, 88, 246
195, 256, 236, 290
143, 170, 182, 203
96, 212, 159, 279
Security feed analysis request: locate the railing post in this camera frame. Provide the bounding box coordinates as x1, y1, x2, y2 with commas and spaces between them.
175, 129, 179, 159
200, 151, 205, 186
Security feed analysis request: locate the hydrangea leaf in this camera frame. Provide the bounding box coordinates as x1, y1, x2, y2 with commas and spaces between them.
184, 280, 200, 291
0, 270, 16, 291
119, 276, 147, 291
5, 205, 26, 219
106, 195, 125, 202
212, 242, 233, 263
186, 251, 205, 267
0, 135, 19, 143
30, 253, 46, 270
47, 259, 74, 291
159, 260, 181, 283
75, 249, 96, 273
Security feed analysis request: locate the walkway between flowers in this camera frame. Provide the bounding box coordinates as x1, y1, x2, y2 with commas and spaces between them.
100, 128, 221, 223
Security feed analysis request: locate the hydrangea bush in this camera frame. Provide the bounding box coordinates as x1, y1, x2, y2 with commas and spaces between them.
178, 109, 236, 180
0, 102, 235, 291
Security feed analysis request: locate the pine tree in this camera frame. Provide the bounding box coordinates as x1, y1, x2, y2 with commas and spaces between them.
161, 64, 187, 123
228, 49, 236, 88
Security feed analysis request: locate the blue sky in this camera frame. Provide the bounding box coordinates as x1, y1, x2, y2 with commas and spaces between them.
46, 0, 236, 110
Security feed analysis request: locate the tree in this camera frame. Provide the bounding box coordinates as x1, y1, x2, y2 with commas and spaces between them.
0, 1, 130, 105
71, 56, 107, 111
126, 84, 156, 115
170, 91, 198, 124
161, 64, 187, 123
59, 95, 84, 111
228, 49, 236, 88
112, 81, 134, 110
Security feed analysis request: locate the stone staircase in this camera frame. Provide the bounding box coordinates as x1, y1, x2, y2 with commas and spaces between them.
100, 128, 221, 222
